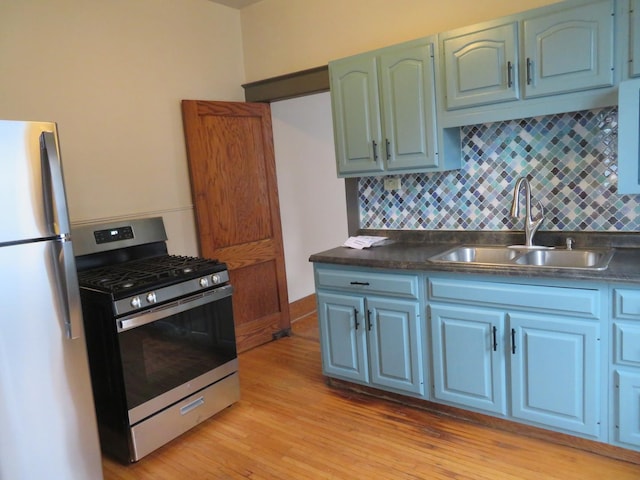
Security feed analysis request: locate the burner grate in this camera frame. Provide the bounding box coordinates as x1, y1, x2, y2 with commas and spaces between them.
77, 255, 223, 293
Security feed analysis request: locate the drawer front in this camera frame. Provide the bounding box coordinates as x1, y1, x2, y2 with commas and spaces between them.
614, 322, 640, 367
316, 267, 419, 299
612, 288, 640, 321
428, 277, 600, 319
130, 373, 240, 461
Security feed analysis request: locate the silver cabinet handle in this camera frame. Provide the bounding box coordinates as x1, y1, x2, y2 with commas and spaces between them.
526, 58, 533, 85
372, 140, 379, 161
507, 61, 513, 88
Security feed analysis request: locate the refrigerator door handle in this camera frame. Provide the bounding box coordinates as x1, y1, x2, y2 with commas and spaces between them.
41, 131, 72, 235
42, 131, 82, 339
56, 238, 83, 340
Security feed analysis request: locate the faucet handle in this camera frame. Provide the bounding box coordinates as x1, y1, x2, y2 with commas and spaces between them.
534, 201, 545, 221
566, 237, 574, 250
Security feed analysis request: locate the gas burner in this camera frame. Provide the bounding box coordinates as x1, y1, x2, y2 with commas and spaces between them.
77, 254, 226, 297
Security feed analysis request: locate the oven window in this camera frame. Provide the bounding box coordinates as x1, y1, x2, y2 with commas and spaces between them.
118, 295, 236, 410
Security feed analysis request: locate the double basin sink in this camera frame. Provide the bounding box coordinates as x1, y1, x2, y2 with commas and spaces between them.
429, 245, 615, 270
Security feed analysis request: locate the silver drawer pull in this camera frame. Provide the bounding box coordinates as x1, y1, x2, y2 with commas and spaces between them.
180, 396, 205, 415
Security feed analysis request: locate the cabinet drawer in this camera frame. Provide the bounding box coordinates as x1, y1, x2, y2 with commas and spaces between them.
428, 278, 600, 319
316, 267, 419, 299
612, 288, 640, 320
614, 322, 640, 367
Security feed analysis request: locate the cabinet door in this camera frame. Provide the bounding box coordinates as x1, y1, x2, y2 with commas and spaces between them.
441, 22, 519, 109
632, 0, 640, 78
317, 292, 368, 383
430, 304, 507, 414
329, 55, 384, 176
522, 0, 614, 98
367, 297, 424, 395
509, 313, 600, 437
616, 370, 640, 448
618, 78, 640, 194
379, 44, 438, 170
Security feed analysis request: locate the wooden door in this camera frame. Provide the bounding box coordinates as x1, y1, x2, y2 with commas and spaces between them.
181, 100, 290, 353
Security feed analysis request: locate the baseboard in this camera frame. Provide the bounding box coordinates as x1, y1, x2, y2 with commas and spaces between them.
289, 294, 316, 322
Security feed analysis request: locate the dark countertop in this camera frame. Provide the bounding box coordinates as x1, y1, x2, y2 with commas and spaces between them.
308, 230, 640, 284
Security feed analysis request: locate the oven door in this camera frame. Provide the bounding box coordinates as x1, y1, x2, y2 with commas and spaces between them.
116, 284, 237, 425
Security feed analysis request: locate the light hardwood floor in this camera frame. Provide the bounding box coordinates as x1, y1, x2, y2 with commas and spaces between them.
103, 314, 640, 479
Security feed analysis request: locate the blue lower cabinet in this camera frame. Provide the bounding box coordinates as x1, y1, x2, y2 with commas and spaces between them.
427, 275, 605, 439
317, 292, 368, 383
509, 313, 601, 438
315, 267, 424, 397
367, 297, 423, 395
616, 370, 640, 448
430, 304, 507, 415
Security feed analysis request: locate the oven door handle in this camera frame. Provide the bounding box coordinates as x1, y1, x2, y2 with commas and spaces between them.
117, 284, 233, 333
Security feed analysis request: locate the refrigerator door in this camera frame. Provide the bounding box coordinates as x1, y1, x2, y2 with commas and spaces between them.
0, 120, 66, 244
0, 240, 103, 480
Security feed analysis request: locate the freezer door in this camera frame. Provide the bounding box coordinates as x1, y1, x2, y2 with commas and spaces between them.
0, 241, 103, 480
0, 119, 70, 244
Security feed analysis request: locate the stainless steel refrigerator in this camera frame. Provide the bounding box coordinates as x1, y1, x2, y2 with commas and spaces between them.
0, 120, 103, 479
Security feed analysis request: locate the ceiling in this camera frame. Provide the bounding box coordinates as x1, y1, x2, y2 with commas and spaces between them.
208, 0, 264, 9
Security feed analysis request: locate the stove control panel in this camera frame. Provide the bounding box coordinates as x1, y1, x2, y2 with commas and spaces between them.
94, 226, 134, 244
114, 270, 230, 316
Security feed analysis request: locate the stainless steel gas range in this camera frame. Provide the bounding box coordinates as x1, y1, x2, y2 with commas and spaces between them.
72, 217, 239, 463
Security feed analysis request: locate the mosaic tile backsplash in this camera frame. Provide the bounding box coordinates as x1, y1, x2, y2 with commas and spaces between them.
359, 107, 640, 231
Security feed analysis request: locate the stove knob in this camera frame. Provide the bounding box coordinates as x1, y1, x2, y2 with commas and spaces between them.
146, 292, 157, 304
130, 296, 141, 309
211, 274, 221, 284
199, 277, 209, 288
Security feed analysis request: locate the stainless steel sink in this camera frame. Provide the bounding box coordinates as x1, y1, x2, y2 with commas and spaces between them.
431, 246, 520, 264
429, 245, 614, 270
513, 249, 614, 269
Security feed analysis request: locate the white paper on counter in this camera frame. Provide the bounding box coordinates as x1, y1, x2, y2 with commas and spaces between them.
343, 236, 389, 249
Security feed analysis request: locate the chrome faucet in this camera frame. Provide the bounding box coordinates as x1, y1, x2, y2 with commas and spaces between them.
510, 177, 544, 247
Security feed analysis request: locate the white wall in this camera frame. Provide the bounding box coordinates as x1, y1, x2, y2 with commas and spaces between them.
0, 0, 246, 255
240, 0, 560, 82
271, 93, 348, 302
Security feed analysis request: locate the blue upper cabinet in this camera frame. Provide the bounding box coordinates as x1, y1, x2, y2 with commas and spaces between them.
442, 22, 520, 110
378, 44, 438, 172
329, 38, 460, 177
439, 0, 618, 127
522, 1, 615, 98
630, 0, 640, 77
329, 55, 384, 176
617, 78, 640, 194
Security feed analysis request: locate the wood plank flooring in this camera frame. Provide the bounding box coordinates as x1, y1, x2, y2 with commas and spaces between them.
102, 315, 640, 480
